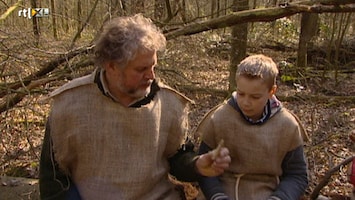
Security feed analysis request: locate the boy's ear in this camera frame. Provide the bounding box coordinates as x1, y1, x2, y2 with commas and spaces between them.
269, 85, 277, 97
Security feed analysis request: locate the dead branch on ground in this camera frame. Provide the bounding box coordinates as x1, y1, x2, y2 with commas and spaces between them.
310, 156, 355, 200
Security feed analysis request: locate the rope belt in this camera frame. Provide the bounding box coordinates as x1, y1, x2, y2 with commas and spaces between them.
232, 173, 280, 200
234, 174, 245, 200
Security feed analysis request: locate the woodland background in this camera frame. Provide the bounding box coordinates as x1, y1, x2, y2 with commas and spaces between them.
0, 0, 355, 199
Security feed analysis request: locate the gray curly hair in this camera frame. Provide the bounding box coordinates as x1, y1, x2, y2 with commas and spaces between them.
94, 14, 166, 68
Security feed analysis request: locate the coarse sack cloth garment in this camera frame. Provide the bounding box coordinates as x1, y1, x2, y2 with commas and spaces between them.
197, 94, 306, 200
48, 71, 191, 200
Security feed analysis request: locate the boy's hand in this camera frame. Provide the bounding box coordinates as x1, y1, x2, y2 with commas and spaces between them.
195, 141, 231, 177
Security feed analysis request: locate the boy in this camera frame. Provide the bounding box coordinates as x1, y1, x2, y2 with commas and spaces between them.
196, 54, 308, 200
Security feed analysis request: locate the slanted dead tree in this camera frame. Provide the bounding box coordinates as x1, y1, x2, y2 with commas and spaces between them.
0, 45, 94, 113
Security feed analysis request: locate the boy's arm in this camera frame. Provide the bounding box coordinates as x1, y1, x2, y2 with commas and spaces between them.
270, 145, 308, 200
39, 120, 81, 200
197, 142, 229, 200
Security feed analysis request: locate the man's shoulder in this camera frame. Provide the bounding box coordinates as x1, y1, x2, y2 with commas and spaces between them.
49, 72, 96, 98
157, 81, 194, 104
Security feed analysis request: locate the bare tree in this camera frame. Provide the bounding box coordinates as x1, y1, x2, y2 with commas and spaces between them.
77, 0, 82, 39
30, 0, 39, 44
50, 0, 57, 39
62, 1, 69, 32
155, 0, 165, 20
297, 13, 319, 68
229, 0, 249, 91
132, 0, 144, 14
211, 0, 217, 18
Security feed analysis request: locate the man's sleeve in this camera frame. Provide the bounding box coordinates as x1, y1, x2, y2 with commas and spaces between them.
197, 142, 229, 200
168, 139, 201, 182
39, 120, 81, 200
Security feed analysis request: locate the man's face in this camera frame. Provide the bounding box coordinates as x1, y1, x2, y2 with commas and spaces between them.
105, 50, 157, 103
236, 76, 276, 121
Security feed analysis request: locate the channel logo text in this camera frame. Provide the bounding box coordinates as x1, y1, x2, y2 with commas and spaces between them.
18, 8, 50, 19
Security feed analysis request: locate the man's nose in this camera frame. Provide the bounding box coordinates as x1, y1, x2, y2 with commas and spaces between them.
145, 68, 155, 79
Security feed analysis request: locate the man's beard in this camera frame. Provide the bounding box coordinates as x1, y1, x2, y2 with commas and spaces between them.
128, 85, 151, 99
119, 81, 152, 99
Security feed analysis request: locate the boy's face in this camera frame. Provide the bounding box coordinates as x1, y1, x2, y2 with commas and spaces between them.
236, 76, 276, 122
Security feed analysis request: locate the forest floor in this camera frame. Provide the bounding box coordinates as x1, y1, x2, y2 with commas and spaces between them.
0, 33, 354, 200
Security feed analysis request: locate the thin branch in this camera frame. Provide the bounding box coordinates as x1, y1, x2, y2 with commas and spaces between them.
310, 156, 355, 200
70, 0, 100, 48
0, 0, 22, 21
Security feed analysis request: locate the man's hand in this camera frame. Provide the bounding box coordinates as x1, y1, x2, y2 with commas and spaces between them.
195, 141, 231, 177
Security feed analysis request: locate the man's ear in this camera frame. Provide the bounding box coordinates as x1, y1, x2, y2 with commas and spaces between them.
104, 62, 116, 71
269, 85, 277, 97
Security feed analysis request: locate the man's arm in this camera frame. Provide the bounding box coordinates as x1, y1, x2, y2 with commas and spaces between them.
168, 140, 200, 182
168, 140, 230, 183
197, 142, 229, 200
39, 120, 81, 200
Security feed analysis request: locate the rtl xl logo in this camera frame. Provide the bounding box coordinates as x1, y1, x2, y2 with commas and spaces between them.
18, 8, 50, 19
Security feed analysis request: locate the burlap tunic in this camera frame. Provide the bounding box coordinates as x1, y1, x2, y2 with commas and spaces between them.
48, 72, 190, 200
197, 102, 305, 200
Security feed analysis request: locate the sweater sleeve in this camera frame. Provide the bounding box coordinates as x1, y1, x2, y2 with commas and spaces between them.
271, 145, 308, 200
168, 140, 202, 182
197, 142, 230, 200
39, 120, 81, 200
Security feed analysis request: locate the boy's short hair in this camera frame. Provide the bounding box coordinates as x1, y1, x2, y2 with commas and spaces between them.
236, 54, 279, 89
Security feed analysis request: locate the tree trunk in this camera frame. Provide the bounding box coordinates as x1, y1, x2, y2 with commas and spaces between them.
216, 0, 221, 17
62, 2, 69, 32
333, 13, 352, 84
50, 0, 57, 39
132, 0, 144, 14
211, 0, 216, 18
297, 13, 319, 69
297, 13, 319, 68
30, 0, 39, 45
178, 0, 186, 23
165, 0, 173, 22
155, 0, 165, 20
77, 0, 82, 39
229, 0, 249, 92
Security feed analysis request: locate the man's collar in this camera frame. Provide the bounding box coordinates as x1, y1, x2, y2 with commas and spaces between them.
94, 68, 160, 107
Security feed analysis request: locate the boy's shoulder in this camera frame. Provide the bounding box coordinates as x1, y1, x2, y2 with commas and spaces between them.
198, 101, 231, 123
277, 108, 309, 142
